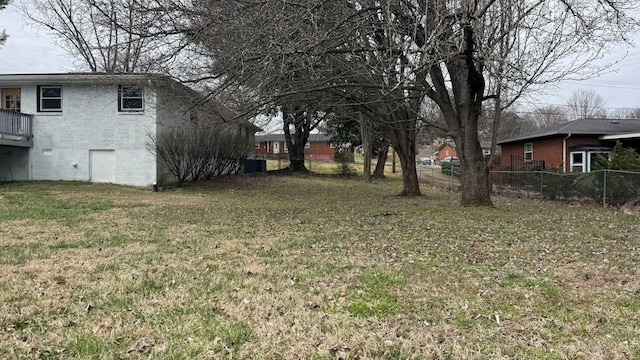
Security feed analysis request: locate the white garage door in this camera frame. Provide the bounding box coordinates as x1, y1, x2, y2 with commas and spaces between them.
90, 150, 115, 183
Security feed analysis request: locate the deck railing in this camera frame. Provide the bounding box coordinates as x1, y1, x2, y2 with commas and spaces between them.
510, 154, 545, 171
0, 109, 33, 140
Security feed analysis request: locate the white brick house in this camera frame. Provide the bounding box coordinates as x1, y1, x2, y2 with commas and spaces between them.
0, 73, 256, 187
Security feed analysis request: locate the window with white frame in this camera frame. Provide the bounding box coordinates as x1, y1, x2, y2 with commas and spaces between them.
569, 145, 611, 172
37, 86, 62, 112
524, 143, 533, 161
570, 151, 585, 172
305, 142, 310, 148
118, 85, 144, 112
284, 143, 288, 153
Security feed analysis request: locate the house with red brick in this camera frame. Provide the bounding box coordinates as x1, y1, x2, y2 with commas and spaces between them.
497, 118, 640, 172
434, 141, 491, 162
255, 133, 336, 160
435, 142, 457, 161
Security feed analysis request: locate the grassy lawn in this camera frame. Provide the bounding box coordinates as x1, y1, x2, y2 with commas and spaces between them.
1, 175, 639, 359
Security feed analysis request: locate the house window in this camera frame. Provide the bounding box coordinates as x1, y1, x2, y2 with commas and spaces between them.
118, 85, 144, 112
524, 143, 533, 161
305, 142, 310, 149
38, 86, 62, 112
284, 143, 288, 153
570, 152, 585, 172
329, 142, 336, 149
254, 143, 260, 149
2, 88, 21, 112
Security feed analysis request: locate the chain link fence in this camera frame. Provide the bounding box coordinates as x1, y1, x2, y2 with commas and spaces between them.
491, 170, 640, 207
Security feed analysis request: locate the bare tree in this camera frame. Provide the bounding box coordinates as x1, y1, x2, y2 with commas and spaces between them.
607, 107, 640, 119
18, 0, 185, 72
281, 104, 326, 172
480, 109, 536, 142
566, 89, 607, 119
531, 106, 569, 128
67, 0, 639, 204
0, 0, 9, 46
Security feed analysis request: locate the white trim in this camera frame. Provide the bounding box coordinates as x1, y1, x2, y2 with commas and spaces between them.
600, 132, 640, 140
569, 150, 612, 173
118, 85, 144, 112
570, 151, 586, 172
562, 134, 572, 173
38, 85, 63, 112
523, 142, 533, 161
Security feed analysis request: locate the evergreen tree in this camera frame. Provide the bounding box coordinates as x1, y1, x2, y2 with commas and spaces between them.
593, 142, 640, 171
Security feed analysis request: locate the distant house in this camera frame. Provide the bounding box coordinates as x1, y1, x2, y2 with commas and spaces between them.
434, 141, 491, 162
0, 73, 258, 186
255, 133, 335, 160
497, 118, 640, 172
435, 142, 457, 161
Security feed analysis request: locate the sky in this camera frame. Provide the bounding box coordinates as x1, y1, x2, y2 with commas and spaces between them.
1, 3, 640, 114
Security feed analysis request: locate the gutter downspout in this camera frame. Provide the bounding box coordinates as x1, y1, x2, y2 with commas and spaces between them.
562, 134, 571, 173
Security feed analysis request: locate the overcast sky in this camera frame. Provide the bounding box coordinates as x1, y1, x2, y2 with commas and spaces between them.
1, 3, 639, 114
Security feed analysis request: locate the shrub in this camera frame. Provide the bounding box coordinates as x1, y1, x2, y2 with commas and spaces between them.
441, 162, 460, 178
590, 142, 640, 206
334, 151, 355, 175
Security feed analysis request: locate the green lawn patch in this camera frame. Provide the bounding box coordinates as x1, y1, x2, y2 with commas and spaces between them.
0, 176, 639, 359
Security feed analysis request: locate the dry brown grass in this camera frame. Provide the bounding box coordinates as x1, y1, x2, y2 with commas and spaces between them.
0, 176, 639, 359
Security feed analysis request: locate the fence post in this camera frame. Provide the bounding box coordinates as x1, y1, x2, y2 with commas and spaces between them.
451, 166, 455, 189
603, 169, 607, 207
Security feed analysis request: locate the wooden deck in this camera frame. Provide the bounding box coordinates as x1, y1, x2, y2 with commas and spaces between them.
0, 109, 33, 147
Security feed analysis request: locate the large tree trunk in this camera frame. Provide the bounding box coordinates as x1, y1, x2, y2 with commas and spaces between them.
359, 112, 373, 182
396, 147, 420, 196
386, 111, 420, 196
433, 24, 493, 206
287, 141, 307, 171
372, 139, 390, 179
283, 107, 309, 172
456, 132, 492, 206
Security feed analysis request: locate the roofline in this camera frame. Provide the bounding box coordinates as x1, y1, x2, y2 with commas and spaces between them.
497, 133, 563, 145
256, 133, 331, 141
600, 132, 640, 140
0, 72, 173, 86
497, 118, 640, 144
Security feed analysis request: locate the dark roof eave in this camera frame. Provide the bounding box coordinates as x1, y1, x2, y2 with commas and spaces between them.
498, 118, 640, 144
498, 132, 573, 145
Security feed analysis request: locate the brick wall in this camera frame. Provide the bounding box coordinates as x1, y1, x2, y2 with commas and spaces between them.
26, 83, 160, 187
256, 140, 335, 160
500, 136, 605, 171
437, 144, 457, 160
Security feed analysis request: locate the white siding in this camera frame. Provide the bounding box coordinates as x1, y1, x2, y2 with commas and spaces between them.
23, 83, 159, 187
0, 146, 29, 181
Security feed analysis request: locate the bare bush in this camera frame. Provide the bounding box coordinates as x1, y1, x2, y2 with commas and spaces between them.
149, 121, 253, 185
147, 126, 193, 186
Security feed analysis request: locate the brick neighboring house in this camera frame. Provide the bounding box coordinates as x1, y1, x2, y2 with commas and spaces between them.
434, 141, 491, 162
0, 73, 258, 186
497, 118, 640, 172
255, 133, 335, 160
